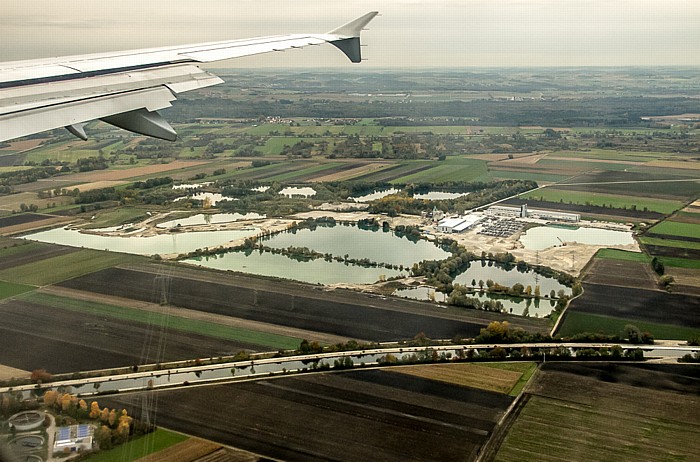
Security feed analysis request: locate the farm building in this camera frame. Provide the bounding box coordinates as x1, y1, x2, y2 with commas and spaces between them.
54, 424, 94, 454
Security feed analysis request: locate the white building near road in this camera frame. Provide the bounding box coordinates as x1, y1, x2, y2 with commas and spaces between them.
437, 215, 483, 233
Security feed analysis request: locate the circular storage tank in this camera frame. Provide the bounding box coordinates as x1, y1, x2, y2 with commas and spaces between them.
8, 410, 44, 431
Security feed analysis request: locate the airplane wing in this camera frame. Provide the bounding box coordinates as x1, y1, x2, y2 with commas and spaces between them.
0, 11, 378, 142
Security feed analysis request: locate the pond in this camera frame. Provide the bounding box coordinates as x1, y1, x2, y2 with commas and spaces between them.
520, 225, 635, 251
157, 213, 266, 228
184, 223, 449, 284
413, 191, 469, 200
279, 187, 316, 197
24, 227, 260, 256
172, 182, 212, 190
186, 250, 406, 285
258, 223, 450, 267
394, 286, 557, 317
174, 192, 236, 206
453, 261, 570, 296
349, 188, 400, 202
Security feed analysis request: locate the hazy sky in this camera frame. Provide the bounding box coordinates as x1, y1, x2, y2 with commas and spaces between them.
2, 0, 699, 67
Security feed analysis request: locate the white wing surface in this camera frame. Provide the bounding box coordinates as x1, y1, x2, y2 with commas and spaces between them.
0, 11, 378, 142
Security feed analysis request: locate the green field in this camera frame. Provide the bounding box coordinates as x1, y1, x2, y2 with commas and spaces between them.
496, 395, 700, 462
648, 220, 700, 239
640, 236, 700, 250
83, 428, 188, 462
659, 257, 700, 269
595, 248, 651, 262
557, 311, 700, 340
487, 170, 570, 183
521, 188, 683, 214
82, 206, 151, 229
0, 281, 35, 298
0, 250, 142, 286
21, 292, 302, 350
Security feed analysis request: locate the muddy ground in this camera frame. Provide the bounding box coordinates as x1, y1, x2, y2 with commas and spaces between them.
567, 282, 700, 328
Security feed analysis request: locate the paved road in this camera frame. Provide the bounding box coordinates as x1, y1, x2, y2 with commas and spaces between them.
3, 342, 697, 398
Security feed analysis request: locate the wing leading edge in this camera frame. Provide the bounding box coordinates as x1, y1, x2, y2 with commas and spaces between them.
0, 11, 378, 142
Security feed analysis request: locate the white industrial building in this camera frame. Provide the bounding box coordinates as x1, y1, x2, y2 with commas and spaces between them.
486, 204, 579, 222
437, 215, 483, 233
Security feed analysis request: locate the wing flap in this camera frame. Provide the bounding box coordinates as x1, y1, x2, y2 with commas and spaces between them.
0, 86, 175, 142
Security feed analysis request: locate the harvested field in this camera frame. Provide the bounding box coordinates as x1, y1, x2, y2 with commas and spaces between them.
582, 258, 658, 289
0, 300, 272, 374
564, 282, 700, 330
135, 438, 222, 462
59, 265, 548, 342
75, 180, 129, 191
0, 364, 29, 380
67, 161, 208, 182
0, 191, 74, 213
665, 267, 700, 296
495, 363, 700, 462
393, 362, 524, 394
104, 370, 514, 461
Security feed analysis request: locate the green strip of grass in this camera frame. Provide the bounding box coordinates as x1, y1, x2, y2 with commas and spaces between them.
0, 249, 143, 286
0, 281, 35, 298
658, 257, 700, 269
640, 236, 700, 250
21, 292, 301, 350
595, 248, 651, 262
481, 362, 538, 396
557, 311, 700, 340
0, 241, 46, 258
648, 220, 700, 239
83, 428, 188, 462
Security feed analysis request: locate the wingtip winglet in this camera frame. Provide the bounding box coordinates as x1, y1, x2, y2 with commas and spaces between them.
328, 11, 379, 37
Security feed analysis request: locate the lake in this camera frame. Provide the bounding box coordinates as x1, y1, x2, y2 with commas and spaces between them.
349, 188, 400, 202
520, 225, 635, 251
413, 191, 469, 200
24, 227, 259, 256
157, 213, 266, 228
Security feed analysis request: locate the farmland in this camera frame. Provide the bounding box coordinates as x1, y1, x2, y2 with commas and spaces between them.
58, 265, 548, 342
559, 282, 700, 335
394, 361, 536, 395
102, 369, 515, 461
495, 363, 700, 462
0, 68, 699, 461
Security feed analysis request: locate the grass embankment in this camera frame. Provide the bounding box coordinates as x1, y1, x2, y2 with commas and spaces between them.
520, 189, 683, 214
20, 292, 301, 350
0, 249, 142, 286
557, 311, 700, 340
394, 361, 536, 396
83, 428, 188, 462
